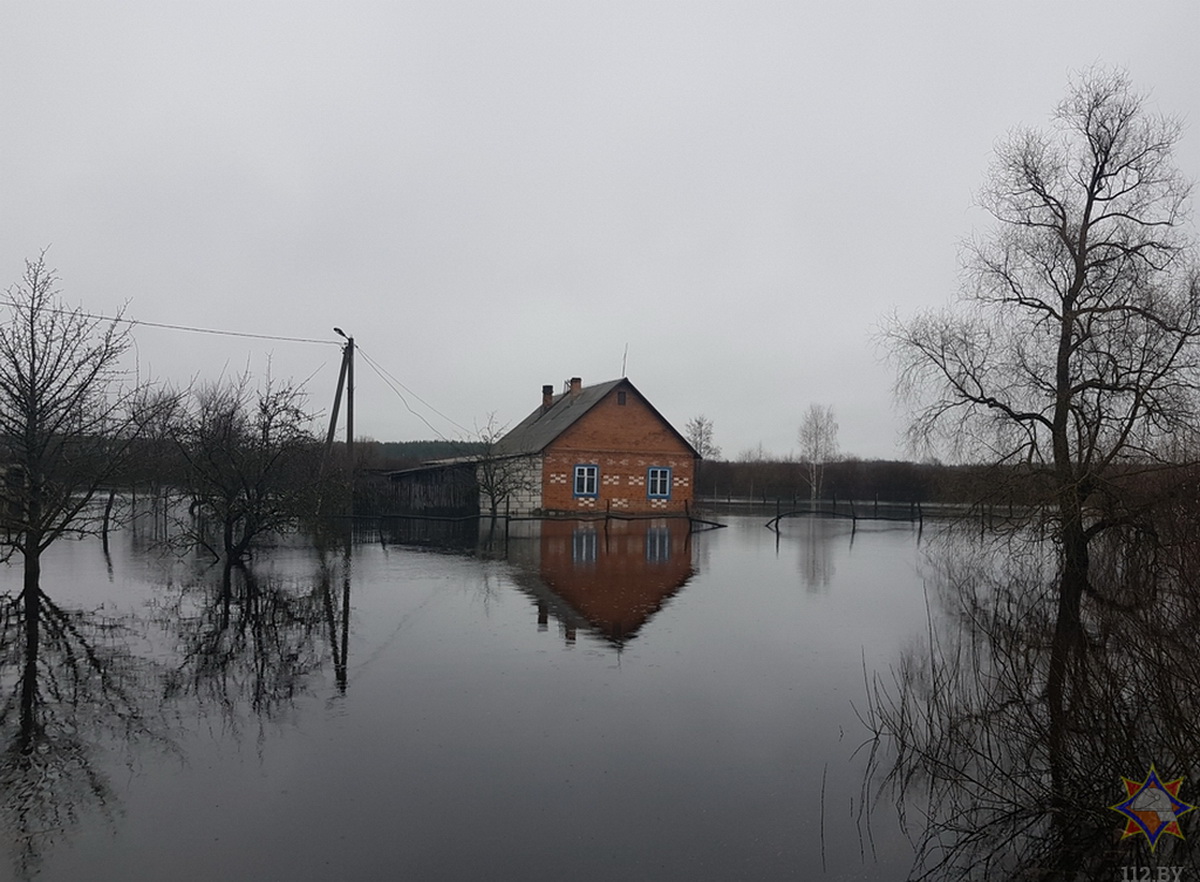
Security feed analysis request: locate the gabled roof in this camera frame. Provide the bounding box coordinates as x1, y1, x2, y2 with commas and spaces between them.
494, 377, 699, 458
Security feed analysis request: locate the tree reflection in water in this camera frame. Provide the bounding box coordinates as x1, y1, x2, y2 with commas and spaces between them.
0, 583, 166, 880
161, 550, 349, 728
864, 526, 1200, 879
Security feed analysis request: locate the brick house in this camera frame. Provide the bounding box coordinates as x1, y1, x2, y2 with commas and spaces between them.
489, 377, 698, 516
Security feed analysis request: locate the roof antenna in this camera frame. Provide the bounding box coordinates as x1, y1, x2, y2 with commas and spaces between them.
621, 343, 628, 377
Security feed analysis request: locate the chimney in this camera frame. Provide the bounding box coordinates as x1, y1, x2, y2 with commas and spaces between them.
542, 384, 554, 412
569, 377, 582, 398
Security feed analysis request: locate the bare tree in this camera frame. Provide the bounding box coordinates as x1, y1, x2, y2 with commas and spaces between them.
737, 442, 769, 463
797, 404, 838, 499
886, 67, 1200, 589
684, 414, 721, 460
474, 413, 534, 519
172, 373, 324, 565
884, 68, 1200, 790
0, 254, 171, 599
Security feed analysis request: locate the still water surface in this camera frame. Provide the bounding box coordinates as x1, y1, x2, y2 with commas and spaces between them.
6, 514, 933, 881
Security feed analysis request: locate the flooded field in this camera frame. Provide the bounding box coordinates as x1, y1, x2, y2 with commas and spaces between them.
3, 513, 937, 881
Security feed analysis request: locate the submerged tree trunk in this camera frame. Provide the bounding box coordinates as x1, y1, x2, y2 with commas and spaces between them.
1045, 456, 1091, 858
101, 489, 117, 553
19, 549, 41, 754
1046, 519, 1088, 817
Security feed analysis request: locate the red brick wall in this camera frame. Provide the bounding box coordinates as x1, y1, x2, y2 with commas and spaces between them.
540, 386, 696, 513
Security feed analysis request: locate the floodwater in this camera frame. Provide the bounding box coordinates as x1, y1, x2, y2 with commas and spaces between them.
1, 513, 935, 881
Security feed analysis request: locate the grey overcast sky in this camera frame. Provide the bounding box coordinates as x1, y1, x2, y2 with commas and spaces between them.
3, 2, 1198, 460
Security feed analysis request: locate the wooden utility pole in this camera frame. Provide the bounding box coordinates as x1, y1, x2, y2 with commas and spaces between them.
325, 329, 355, 463
324, 346, 349, 456
319, 329, 356, 516
345, 334, 354, 467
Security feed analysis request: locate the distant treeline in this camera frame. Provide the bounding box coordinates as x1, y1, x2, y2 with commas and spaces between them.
699, 459, 941, 503
699, 459, 1085, 506
699, 458, 1200, 510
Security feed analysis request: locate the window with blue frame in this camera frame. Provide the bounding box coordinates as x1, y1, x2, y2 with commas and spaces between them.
573, 464, 598, 497
647, 467, 672, 499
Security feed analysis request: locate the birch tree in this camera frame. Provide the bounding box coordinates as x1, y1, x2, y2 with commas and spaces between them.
684, 415, 721, 460
797, 404, 838, 499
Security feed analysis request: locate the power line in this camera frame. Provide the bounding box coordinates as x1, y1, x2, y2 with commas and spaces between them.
356, 346, 466, 441
128, 316, 339, 345
0, 297, 341, 346
357, 346, 470, 440
0, 294, 473, 442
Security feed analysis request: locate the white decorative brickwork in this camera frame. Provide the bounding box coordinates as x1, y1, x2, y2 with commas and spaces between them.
477, 455, 543, 516
536, 438, 695, 513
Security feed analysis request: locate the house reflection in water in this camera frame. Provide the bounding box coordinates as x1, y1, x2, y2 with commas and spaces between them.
507, 518, 696, 647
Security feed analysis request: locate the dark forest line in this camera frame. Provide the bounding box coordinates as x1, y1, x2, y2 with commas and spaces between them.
693, 458, 1200, 510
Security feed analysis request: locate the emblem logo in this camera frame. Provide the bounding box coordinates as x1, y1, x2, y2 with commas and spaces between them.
1111, 766, 1195, 851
